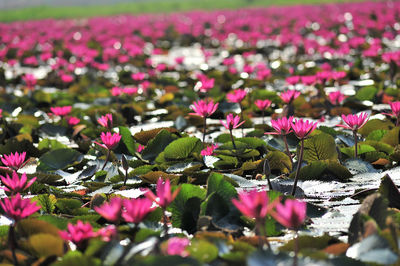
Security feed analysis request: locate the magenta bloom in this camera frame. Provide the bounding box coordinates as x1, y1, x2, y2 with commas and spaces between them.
164, 237, 190, 257
266, 116, 294, 135
22, 74, 37, 89
232, 190, 277, 221
59, 221, 96, 250
272, 199, 306, 230
96, 225, 118, 242
189, 99, 219, 118
200, 144, 219, 156
50, 106, 72, 117
301, 75, 317, 86
328, 91, 346, 105
94, 197, 123, 223
123, 87, 138, 96
97, 113, 113, 129
384, 102, 400, 126
337, 113, 369, 131
131, 72, 146, 81
67, 116, 80, 126
280, 90, 301, 104
221, 114, 245, 130
146, 178, 180, 209
227, 89, 247, 103
255, 99, 272, 111
111, 86, 122, 97
122, 198, 155, 224
0, 193, 40, 223
95, 132, 121, 150
1, 151, 27, 170
197, 76, 215, 93
292, 119, 318, 139
285, 76, 300, 85
137, 144, 145, 153
1, 171, 36, 194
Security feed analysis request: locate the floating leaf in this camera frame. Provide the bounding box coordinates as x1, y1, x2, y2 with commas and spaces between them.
359, 119, 392, 137
141, 129, 177, 161
355, 86, 377, 101
134, 128, 178, 145
169, 184, 206, 233
265, 151, 292, 174
38, 148, 82, 171
53, 251, 101, 266
164, 137, 202, 160
38, 138, 67, 151
378, 174, 400, 210
29, 233, 64, 257
187, 240, 219, 263
302, 133, 338, 162
382, 127, 400, 146
119, 126, 137, 156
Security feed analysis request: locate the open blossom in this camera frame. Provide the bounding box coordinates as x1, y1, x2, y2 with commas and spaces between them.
200, 144, 219, 156
59, 221, 96, 250
146, 178, 180, 209
328, 91, 346, 105
95, 132, 121, 150
292, 119, 318, 139
1, 151, 27, 170
384, 102, 400, 124
280, 90, 300, 104
50, 106, 72, 117
301, 75, 317, 86
97, 113, 113, 129
22, 74, 37, 89
198, 77, 215, 93
286, 76, 300, 85
67, 116, 80, 126
0, 193, 40, 223
271, 199, 306, 230
111, 86, 122, 96
123, 87, 138, 96
227, 89, 247, 103
1, 171, 36, 194
255, 99, 272, 111
94, 197, 123, 223
164, 237, 190, 257
266, 116, 294, 135
232, 190, 277, 221
221, 113, 245, 130
337, 113, 369, 131
96, 225, 118, 242
189, 99, 218, 118
122, 198, 155, 224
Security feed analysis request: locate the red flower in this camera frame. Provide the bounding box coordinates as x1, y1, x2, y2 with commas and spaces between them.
266, 116, 294, 135
221, 113, 245, 130
337, 112, 369, 131
94, 132, 121, 150
189, 99, 219, 118
227, 89, 247, 103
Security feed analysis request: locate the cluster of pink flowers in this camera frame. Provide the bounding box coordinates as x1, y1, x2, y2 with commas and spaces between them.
267, 116, 318, 140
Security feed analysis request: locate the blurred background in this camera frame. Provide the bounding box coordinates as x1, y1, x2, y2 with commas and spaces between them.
0, 0, 365, 21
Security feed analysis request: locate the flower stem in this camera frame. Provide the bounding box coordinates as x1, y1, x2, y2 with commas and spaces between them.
240, 104, 244, 137
202, 117, 207, 145
123, 168, 128, 186
353, 131, 358, 158
8, 225, 18, 265
261, 110, 265, 125
283, 135, 293, 165
162, 208, 169, 238
101, 149, 111, 171
291, 139, 304, 196
229, 129, 237, 150
293, 230, 299, 266
256, 218, 271, 250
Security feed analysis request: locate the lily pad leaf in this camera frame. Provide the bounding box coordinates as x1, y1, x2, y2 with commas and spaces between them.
302, 133, 338, 162
119, 126, 137, 156
164, 137, 202, 160
265, 151, 292, 174
38, 148, 82, 171
142, 129, 177, 162
378, 174, 400, 210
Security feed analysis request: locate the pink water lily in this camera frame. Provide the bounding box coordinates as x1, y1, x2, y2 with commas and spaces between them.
255, 99, 272, 111
66, 116, 80, 126
200, 144, 219, 156
164, 237, 190, 257
280, 90, 300, 104
59, 221, 96, 251
95, 132, 121, 150
189, 99, 218, 118
221, 113, 245, 131
383, 101, 400, 126
272, 199, 307, 230
50, 106, 72, 117
97, 113, 113, 129
94, 197, 123, 223
337, 112, 369, 158
0, 193, 41, 223
232, 190, 277, 221
328, 91, 346, 105
292, 119, 318, 140
1, 171, 36, 194
1, 151, 27, 171
122, 197, 155, 224
267, 117, 294, 136
227, 89, 247, 103
146, 178, 180, 209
